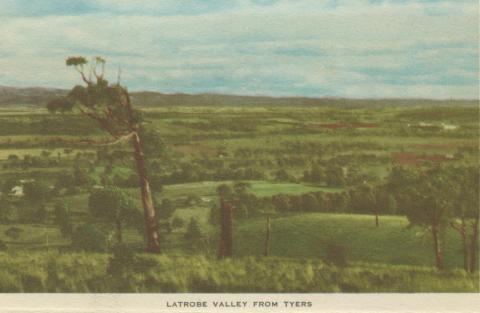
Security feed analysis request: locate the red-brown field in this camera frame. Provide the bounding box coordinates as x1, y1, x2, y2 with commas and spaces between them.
391, 152, 454, 166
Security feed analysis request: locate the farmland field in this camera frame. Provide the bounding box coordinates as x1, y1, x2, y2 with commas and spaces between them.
0, 96, 478, 292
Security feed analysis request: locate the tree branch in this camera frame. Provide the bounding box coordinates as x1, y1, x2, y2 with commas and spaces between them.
120, 87, 138, 129
104, 105, 131, 129
78, 107, 121, 137
116, 65, 122, 85
93, 64, 102, 81
74, 65, 91, 85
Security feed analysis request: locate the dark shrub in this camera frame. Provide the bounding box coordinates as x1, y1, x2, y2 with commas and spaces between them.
325, 243, 348, 267
23, 180, 52, 204
106, 243, 137, 292
32, 206, 48, 223
71, 223, 107, 252
21, 273, 45, 292
54, 202, 73, 238
4, 226, 23, 240
158, 220, 172, 234
107, 244, 135, 275
0, 198, 17, 223
54, 202, 69, 225
184, 218, 202, 241
172, 217, 185, 229
60, 220, 73, 238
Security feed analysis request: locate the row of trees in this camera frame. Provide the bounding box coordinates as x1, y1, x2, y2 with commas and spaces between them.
207, 183, 396, 222
388, 166, 479, 272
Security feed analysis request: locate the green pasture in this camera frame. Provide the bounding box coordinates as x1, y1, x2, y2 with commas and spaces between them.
248, 181, 342, 197
0, 148, 95, 161
0, 210, 468, 271
161, 180, 339, 198
234, 213, 465, 269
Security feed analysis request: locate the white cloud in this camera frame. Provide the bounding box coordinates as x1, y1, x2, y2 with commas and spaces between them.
0, 0, 477, 98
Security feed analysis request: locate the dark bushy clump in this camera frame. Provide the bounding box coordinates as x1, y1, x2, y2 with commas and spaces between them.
325, 243, 348, 267
71, 224, 107, 252
107, 244, 135, 275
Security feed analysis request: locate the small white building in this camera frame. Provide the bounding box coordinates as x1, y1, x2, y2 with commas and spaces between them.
440, 123, 458, 131
11, 186, 24, 197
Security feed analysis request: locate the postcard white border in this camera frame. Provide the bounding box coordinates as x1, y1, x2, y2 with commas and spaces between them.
0, 293, 479, 313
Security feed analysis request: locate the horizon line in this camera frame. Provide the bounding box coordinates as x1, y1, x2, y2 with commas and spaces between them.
1, 84, 478, 102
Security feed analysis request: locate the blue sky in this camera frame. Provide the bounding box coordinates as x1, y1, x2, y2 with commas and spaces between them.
0, 0, 478, 99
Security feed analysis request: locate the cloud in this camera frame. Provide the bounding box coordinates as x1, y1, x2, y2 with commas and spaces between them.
1, 0, 476, 17
0, 0, 477, 98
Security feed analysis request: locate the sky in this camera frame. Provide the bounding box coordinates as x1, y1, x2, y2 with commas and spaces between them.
0, 0, 478, 99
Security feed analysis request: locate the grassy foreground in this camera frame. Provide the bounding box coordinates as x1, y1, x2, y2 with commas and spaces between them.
0, 252, 477, 292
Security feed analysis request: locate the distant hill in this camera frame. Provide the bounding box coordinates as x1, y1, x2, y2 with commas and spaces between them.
0, 85, 476, 107
0, 86, 67, 106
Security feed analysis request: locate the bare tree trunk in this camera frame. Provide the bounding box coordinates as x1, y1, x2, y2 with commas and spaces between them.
263, 215, 271, 257
451, 219, 469, 272
218, 197, 225, 259
470, 216, 479, 273
460, 219, 468, 272
131, 132, 161, 253
431, 221, 444, 270
224, 201, 233, 257
373, 190, 379, 227
218, 197, 233, 259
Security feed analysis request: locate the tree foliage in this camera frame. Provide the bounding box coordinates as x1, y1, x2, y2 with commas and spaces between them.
49, 56, 161, 252
71, 223, 107, 252
88, 186, 139, 243
89, 187, 137, 222
23, 180, 51, 205
184, 217, 202, 241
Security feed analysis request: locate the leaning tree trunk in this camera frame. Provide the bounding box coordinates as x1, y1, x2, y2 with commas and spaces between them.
469, 216, 479, 273
131, 132, 161, 253
218, 197, 233, 259
431, 221, 444, 270
123, 90, 161, 253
